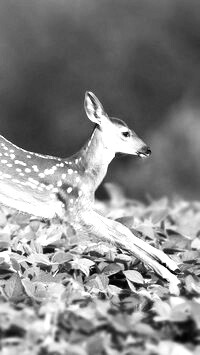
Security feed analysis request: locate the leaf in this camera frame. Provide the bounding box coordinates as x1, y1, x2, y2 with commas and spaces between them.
185, 275, 200, 294
153, 300, 172, 321
191, 237, 200, 249
134, 322, 156, 337
37, 228, 62, 246
29, 219, 41, 232
70, 258, 95, 276
0, 210, 7, 227
116, 216, 134, 228
4, 274, 24, 300
182, 250, 200, 263
30, 240, 43, 254
86, 274, 109, 293
137, 224, 155, 240
123, 270, 144, 284
86, 334, 105, 355
10, 257, 20, 272
52, 251, 73, 263
115, 253, 132, 263
102, 263, 123, 276
0, 251, 10, 264
127, 279, 136, 292
163, 233, 190, 251
85, 243, 115, 256
24, 279, 62, 301
108, 284, 122, 295
150, 208, 169, 224
26, 253, 52, 266
170, 303, 190, 322
22, 278, 51, 301
190, 302, 200, 329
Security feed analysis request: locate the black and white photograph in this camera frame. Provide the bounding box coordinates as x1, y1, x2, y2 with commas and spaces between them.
0, 1, 200, 354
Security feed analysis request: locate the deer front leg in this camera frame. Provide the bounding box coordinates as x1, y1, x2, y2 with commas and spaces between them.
80, 210, 180, 293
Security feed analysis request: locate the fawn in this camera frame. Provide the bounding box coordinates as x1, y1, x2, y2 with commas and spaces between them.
0, 92, 179, 289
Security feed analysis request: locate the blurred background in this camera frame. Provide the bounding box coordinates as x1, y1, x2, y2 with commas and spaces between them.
0, 0, 200, 201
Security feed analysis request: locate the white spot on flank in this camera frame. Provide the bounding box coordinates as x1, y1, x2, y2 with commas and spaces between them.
3, 146, 8, 150
7, 163, 12, 168
10, 154, 15, 160
32, 165, 39, 172
52, 187, 58, 193
1, 159, 7, 164
69, 162, 72, 165
37, 186, 44, 191
10, 149, 14, 153
57, 180, 62, 187
38, 173, 45, 178
0, 153, 2, 157
25, 168, 31, 173
46, 184, 54, 190
44, 168, 56, 175
27, 155, 31, 159
15, 160, 26, 166
78, 191, 83, 197
74, 170, 78, 174
68, 169, 73, 175
69, 199, 74, 204
62, 173, 66, 179
75, 159, 79, 164
76, 177, 80, 183
12, 178, 21, 184
67, 187, 73, 194
44, 169, 50, 175
28, 177, 39, 185
19, 172, 25, 177
59, 162, 64, 167
4, 153, 9, 157
16, 168, 22, 172
3, 174, 11, 179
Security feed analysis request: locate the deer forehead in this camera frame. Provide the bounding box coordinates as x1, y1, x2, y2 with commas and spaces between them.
101, 117, 128, 134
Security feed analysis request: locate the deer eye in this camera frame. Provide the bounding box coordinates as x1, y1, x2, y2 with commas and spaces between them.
122, 131, 131, 138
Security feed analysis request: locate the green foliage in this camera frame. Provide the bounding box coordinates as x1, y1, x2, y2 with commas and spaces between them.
1, 193, 200, 354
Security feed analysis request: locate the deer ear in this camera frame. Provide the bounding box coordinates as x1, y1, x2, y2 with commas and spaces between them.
84, 91, 108, 125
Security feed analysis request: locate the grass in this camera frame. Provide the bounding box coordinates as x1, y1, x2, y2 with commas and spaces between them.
0, 185, 200, 355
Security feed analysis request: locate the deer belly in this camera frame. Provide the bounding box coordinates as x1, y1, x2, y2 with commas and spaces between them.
0, 180, 65, 219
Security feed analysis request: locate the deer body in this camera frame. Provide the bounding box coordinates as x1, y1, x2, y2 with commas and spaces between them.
0, 92, 180, 289
0, 124, 118, 219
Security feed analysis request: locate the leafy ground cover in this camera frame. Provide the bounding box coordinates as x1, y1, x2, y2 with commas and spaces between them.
0, 186, 200, 355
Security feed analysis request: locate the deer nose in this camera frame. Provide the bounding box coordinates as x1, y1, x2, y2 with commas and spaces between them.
138, 146, 151, 157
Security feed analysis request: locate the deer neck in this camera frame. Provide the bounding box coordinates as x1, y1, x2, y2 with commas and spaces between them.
77, 126, 115, 192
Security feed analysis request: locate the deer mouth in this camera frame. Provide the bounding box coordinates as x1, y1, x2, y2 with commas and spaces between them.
137, 147, 151, 158
138, 153, 148, 158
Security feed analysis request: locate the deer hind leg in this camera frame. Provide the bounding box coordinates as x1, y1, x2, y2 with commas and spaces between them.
81, 210, 180, 292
